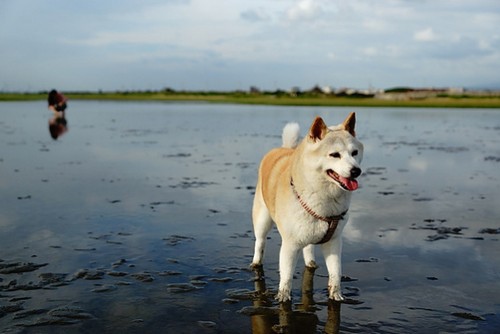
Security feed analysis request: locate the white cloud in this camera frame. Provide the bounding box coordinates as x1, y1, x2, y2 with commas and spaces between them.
240, 8, 271, 22
362, 47, 378, 57
362, 19, 389, 32
286, 0, 323, 21
414, 27, 438, 42
409, 158, 428, 172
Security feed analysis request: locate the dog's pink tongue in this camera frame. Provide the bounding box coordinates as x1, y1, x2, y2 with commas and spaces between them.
340, 176, 358, 191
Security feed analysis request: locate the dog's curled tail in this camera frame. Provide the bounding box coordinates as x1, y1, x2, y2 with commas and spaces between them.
282, 122, 300, 148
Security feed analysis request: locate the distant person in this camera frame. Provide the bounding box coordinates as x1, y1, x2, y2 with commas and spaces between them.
48, 89, 67, 113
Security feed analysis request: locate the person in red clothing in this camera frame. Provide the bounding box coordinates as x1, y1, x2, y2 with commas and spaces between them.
47, 89, 67, 113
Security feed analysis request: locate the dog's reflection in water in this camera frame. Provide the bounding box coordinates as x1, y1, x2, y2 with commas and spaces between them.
248, 266, 340, 334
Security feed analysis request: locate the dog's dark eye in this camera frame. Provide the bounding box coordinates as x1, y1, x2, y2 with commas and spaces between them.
352, 150, 358, 156
330, 152, 341, 158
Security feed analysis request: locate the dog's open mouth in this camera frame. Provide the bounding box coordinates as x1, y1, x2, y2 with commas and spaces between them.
327, 169, 358, 191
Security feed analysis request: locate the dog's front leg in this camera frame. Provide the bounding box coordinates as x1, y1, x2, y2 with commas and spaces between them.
322, 238, 344, 301
276, 242, 299, 302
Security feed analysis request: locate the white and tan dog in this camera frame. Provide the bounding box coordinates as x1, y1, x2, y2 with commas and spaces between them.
251, 113, 363, 302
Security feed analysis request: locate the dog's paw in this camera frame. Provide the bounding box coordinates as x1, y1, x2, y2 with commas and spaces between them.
250, 263, 265, 280
329, 291, 345, 302
276, 289, 292, 303
249, 262, 262, 270
305, 260, 318, 269
328, 284, 345, 301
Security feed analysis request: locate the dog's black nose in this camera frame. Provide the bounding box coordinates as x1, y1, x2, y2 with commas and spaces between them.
350, 167, 361, 178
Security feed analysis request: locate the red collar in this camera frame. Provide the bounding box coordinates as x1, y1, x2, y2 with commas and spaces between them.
290, 178, 347, 244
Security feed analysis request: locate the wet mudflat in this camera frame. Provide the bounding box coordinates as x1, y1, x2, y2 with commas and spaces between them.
0, 101, 499, 333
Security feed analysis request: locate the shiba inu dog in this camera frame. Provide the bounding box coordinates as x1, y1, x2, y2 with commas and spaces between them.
251, 113, 363, 302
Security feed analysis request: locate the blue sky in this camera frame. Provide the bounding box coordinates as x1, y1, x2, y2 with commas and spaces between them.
1, 0, 499, 92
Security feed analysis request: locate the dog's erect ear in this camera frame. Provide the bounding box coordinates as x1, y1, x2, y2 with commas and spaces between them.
309, 116, 328, 142
342, 112, 356, 137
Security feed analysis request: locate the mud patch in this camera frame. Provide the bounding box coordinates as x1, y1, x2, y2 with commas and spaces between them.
163, 152, 192, 158
167, 283, 200, 293
484, 156, 500, 162
169, 178, 218, 189
163, 235, 195, 246
0, 261, 48, 274
16, 306, 94, 327
479, 228, 500, 234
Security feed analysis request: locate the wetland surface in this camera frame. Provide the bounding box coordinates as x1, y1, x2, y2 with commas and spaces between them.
0, 101, 499, 333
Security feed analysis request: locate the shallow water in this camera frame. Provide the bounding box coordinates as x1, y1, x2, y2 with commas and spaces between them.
0, 101, 499, 333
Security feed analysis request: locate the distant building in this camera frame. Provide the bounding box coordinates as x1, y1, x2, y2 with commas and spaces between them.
448, 87, 465, 94
249, 86, 261, 94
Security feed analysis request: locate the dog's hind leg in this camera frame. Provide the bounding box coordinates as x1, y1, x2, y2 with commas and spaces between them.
302, 244, 318, 268
251, 189, 273, 267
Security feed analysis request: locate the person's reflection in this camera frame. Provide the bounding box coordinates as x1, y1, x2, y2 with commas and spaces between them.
48, 111, 68, 140
249, 266, 341, 334
47, 89, 68, 140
